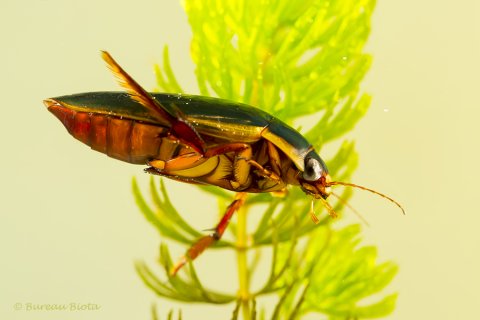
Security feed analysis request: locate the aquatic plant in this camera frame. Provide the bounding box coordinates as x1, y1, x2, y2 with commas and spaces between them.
133, 0, 398, 318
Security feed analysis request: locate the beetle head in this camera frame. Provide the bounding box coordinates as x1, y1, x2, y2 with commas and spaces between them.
298, 150, 332, 200
297, 150, 405, 222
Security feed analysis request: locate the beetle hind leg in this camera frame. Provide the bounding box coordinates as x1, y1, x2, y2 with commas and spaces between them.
171, 192, 247, 275
101, 51, 206, 154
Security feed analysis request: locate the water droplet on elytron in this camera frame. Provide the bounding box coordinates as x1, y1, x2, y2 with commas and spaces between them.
383, 108, 390, 112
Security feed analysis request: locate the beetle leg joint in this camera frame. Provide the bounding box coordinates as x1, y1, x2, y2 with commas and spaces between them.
211, 231, 221, 241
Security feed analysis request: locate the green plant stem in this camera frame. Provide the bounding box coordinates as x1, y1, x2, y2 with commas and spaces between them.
237, 205, 250, 320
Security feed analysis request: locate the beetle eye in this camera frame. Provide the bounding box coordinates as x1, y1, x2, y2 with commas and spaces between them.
303, 158, 322, 181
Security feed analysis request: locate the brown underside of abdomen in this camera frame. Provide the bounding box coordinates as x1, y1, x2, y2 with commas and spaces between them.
49, 106, 182, 164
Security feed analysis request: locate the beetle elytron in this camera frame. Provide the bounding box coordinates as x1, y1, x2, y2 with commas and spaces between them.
45, 52, 403, 274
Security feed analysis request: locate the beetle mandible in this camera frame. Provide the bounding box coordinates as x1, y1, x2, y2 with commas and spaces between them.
45, 52, 403, 274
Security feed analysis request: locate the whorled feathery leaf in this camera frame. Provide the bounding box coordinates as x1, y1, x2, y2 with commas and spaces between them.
134, 0, 399, 319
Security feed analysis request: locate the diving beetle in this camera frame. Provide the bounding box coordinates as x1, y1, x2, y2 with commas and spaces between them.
45, 52, 403, 274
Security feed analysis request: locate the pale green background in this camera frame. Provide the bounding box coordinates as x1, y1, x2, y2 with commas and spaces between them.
1, 0, 479, 319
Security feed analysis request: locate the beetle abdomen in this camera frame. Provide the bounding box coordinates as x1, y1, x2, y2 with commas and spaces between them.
48, 103, 169, 164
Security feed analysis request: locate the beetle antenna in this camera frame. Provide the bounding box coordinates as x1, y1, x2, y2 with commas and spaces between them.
327, 181, 405, 215
331, 191, 370, 226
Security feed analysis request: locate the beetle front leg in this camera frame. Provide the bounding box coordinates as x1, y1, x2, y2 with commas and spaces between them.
171, 192, 247, 275
247, 159, 281, 182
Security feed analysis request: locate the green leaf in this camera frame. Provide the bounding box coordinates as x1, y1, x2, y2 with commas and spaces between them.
153, 178, 202, 239
155, 46, 184, 93
231, 300, 241, 320
132, 0, 399, 318
136, 244, 235, 304
355, 293, 398, 318
132, 177, 192, 244
297, 224, 398, 318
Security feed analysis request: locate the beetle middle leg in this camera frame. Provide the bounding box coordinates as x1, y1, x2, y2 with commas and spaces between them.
237, 140, 283, 183
171, 192, 247, 275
